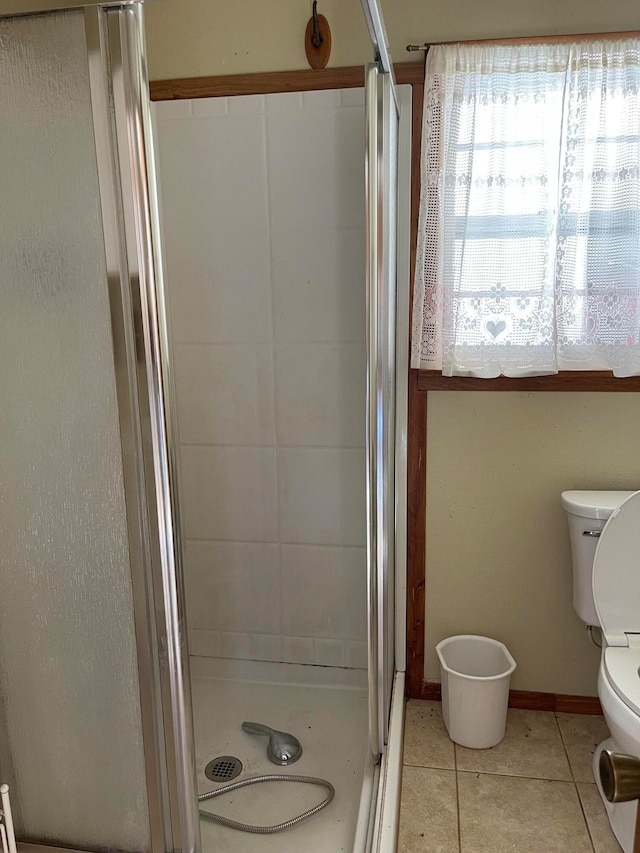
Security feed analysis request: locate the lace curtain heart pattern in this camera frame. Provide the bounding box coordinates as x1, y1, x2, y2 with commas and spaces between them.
411, 39, 640, 378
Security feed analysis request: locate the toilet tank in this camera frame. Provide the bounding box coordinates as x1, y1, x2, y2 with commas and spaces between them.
560, 490, 635, 627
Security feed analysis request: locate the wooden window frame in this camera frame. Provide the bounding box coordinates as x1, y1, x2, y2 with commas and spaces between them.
418, 371, 640, 391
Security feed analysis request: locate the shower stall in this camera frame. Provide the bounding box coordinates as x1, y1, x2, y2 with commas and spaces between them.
0, 0, 409, 850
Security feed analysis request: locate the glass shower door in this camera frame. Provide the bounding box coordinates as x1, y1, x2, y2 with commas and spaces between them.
0, 5, 198, 852
365, 63, 399, 757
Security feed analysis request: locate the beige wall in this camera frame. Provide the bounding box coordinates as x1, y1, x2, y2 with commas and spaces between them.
425, 393, 640, 695
144, 1, 640, 695
144, 0, 640, 81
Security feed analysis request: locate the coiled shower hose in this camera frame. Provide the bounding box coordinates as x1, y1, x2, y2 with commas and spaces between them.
198, 773, 335, 834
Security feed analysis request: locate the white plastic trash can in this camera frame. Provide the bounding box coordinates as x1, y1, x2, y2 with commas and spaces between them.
436, 635, 516, 749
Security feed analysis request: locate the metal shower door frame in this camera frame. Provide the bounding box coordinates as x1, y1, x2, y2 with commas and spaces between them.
84, 6, 200, 853
365, 62, 400, 759
85, 8, 200, 853
0, 0, 135, 13
359, 0, 396, 90
0, 3, 200, 852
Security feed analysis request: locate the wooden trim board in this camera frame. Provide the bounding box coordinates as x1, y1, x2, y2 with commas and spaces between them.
418, 682, 603, 715
405, 78, 427, 698
419, 370, 640, 392
406, 372, 427, 697
150, 61, 424, 101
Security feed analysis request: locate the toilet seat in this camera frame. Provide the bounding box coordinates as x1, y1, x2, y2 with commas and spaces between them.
591, 491, 640, 853
603, 647, 640, 718
593, 490, 640, 648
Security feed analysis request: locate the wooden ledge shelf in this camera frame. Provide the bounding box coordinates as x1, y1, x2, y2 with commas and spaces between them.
418, 369, 640, 392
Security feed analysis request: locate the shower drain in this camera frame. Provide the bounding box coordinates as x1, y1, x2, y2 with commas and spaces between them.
205, 756, 243, 782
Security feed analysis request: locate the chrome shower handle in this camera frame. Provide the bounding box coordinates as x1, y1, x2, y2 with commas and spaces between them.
241, 721, 302, 765
241, 722, 274, 737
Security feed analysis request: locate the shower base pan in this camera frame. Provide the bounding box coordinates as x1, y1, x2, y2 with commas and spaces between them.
190, 656, 370, 853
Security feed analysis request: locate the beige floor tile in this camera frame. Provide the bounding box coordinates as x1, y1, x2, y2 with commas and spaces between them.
398, 766, 459, 853
403, 700, 455, 769
556, 713, 610, 783
578, 783, 623, 852
455, 708, 572, 780
458, 771, 592, 852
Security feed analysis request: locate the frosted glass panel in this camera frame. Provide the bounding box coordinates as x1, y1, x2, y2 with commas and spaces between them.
0, 11, 150, 852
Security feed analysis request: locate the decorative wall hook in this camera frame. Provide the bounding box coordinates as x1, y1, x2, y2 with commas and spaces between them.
305, 1, 331, 69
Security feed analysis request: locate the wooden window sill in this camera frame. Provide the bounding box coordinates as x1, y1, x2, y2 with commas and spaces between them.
417, 369, 640, 392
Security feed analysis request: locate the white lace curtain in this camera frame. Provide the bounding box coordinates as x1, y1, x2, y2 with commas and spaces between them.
411, 39, 640, 377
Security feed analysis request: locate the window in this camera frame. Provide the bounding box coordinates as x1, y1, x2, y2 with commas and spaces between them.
411, 39, 640, 378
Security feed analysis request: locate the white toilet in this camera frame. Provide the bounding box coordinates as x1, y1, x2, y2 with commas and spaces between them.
562, 489, 640, 852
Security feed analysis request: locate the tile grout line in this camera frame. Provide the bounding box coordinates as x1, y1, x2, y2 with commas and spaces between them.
261, 102, 286, 662
454, 743, 462, 853
447, 768, 584, 783
179, 442, 367, 450
555, 712, 597, 853
575, 787, 597, 853
554, 712, 578, 784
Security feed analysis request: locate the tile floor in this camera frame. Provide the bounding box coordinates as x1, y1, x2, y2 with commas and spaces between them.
398, 700, 621, 852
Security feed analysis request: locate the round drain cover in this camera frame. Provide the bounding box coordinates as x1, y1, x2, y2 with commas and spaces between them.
205, 756, 243, 782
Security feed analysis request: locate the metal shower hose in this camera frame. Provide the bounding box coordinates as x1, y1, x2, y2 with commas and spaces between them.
198, 773, 335, 834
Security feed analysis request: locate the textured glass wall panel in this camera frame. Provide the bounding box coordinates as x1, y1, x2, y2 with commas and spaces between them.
0, 11, 150, 851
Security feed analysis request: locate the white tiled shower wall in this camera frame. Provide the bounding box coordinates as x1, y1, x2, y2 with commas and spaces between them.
154, 89, 368, 669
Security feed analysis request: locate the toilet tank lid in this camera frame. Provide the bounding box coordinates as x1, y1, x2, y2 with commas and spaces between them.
560, 490, 636, 519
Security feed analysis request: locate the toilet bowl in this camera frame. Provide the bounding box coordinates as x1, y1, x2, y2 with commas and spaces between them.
590, 490, 640, 852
